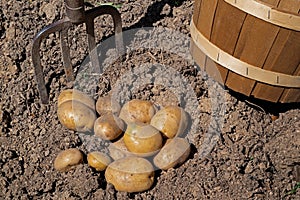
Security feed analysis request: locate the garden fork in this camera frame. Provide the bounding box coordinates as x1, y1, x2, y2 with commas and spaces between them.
32, 0, 124, 104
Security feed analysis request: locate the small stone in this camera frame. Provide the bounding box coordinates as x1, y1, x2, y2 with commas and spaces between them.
42, 3, 56, 20
44, 150, 50, 157
244, 162, 254, 174
161, 4, 171, 16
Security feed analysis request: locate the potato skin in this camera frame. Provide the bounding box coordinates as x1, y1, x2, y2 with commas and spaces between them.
108, 137, 133, 161
87, 151, 112, 171
105, 156, 154, 192
94, 113, 125, 140
57, 100, 96, 132
119, 99, 157, 124
54, 148, 83, 172
123, 123, 162, 157
150, 105, 188, 139
58, 89, 95, 110
96, 95, 121, 116
153, 137, 190, 170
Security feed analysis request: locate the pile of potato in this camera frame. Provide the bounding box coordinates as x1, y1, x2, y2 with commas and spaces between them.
55, 89, 191, 192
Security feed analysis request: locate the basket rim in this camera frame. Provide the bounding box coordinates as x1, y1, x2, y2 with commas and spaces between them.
224, 0, 300, 31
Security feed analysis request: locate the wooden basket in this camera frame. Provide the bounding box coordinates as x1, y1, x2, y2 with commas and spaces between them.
190, 0, 300, 103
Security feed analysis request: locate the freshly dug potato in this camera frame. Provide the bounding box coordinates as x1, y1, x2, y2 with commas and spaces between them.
105, 156, 154, 192
150, 105, 188, 139
119, 99, 157, 124
58, 89, 95, 110
57, 100, 96, 132
96, 94, 121, 116
153, 137, 190, 170
108, 137, 133, 161
124, 122, 163, 157
54, 148, 83, 172
94, 113, 125, 140
87, 151, 112, 171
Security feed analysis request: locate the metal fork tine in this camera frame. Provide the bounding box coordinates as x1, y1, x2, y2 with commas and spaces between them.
60, 25, 74, 81
86, 17, 101, 74
86, 5, 124, 55
32, 18, 71, 104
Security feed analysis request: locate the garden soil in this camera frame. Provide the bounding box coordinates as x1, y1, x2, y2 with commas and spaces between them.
0, 0, 299, 199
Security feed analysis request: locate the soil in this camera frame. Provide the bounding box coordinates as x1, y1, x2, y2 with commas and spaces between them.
0, 0, 300, 199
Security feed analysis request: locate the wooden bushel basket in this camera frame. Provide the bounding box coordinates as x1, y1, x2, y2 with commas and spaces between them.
190, 0, 300, 103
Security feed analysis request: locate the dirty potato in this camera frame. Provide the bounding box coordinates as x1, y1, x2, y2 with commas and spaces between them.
150, 105, 188, 138
123, 122, 163, 157
119, 99, 157, 124
108, 137, 133, 161
94, 113, 125, 140
58, 89, 95, 110
87, 151, 112, 171
54, 148, 83, 172
153, 137, 190, 170
57, 100, 96, 132
96, 94, 121, 116
105, 156, 154, 192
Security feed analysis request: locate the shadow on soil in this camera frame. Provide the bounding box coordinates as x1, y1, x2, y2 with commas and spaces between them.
228, 89, 300, 115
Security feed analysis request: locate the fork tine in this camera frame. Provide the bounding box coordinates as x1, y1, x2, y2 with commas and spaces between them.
60, 24, 74, 81
32, 19, 71, 104
85, 5, 124, 56
86, 17, 101, 74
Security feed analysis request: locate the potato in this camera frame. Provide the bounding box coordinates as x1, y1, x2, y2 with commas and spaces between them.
96, 94, 121, 116
123, 122, 163, 157
105, 156, 154, 192
119, 99, 157, 124
57, 100, 96, 132
153, 137, 190, 170
108, 137, 133, 161
87, 151, 112, 171
58, 89, 95, 110
54, 148, 83, 172
94, 113, 125, 140
150, 105, 188, 139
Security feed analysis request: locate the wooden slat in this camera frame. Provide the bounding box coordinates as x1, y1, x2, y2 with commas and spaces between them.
196, 0, 218, 39
192, 0, 206, 71
207, 0, 247, 83
277, 0, 300, 15
280, 64, 300, 103
210, 0, 247, 54
192, 0, 202, 25
251, 30, 300, 102
259, 0, 280, 6
251, 2, 300, 102
205, 59, 226, 83
195, 0, 219, 81
190, 39, 206, 70
225, 13, 280, 96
